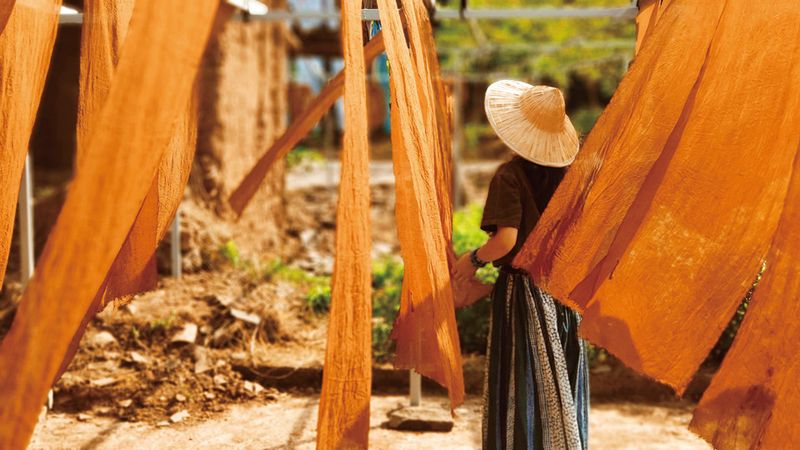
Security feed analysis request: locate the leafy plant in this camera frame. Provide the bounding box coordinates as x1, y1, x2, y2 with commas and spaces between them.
570, 107, 604, 136
218, 240, 242, 268
306, 283, 332, 314
453, 204, 500, 285
706, 261, 767, 365
371, 256, 404, 361
436, 0, 635, 94
286, 146, 325, 169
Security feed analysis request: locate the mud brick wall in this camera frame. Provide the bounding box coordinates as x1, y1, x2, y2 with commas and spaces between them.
195, 12, 290, 258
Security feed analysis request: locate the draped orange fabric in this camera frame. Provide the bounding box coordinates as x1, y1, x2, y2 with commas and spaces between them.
53, 0, 202, 386
518, 0, 800, 391
634, 0, 671, 53
0, 0, 60, 289
690, 151, 800, 448
0, 1, 15, 35
78, 0, 199, 309
315, 0, 372, 447
0, 1, 218, 446
76, 0, 158, 308
515, 1, 800, 447
515, 1, 726, 309
378, 0, 465, 409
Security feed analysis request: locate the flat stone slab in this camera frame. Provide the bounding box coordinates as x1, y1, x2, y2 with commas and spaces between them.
385, 406, 454, 432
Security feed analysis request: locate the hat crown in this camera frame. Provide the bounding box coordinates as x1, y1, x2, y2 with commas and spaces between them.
518, 86, 566, 132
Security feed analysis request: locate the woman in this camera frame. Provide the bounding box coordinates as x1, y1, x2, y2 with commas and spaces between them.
453, 80, 589, 450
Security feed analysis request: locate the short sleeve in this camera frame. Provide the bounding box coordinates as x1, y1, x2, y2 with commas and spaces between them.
481, 168, 522, 233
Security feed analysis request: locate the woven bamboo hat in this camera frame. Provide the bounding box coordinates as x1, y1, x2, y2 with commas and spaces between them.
484, 80, 579, 167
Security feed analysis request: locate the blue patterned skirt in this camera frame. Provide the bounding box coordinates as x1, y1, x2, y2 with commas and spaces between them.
482, 270, 590, 450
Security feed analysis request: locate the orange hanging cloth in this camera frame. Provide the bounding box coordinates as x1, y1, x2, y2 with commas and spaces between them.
52, 0, 204, 386
377, 0, 465, 409
0, 0, 61, 290
77, 0, 202, 309
690, 145, 800, 448
77, 0, 158, 307
517, 0, 800, 390
514, 0, 800, 448
0, 1, 218, 447
315, 0, 373, 447
634, 0, 671, 53
0, 1, 14, 34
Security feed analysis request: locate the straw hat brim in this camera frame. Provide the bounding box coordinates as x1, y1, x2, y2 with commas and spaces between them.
484, 80, 580, 168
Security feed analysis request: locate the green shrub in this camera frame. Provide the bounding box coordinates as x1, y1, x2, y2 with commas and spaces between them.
372, 256, 404, 361
586, 343, 608, 369
453, 204, 499, 285
218, 240, 242, 268
570, 107, 604, 136
463, 123, 494, 154
264, 259, 319, 284
306, 283, 332, 314
452, 203, 489, 255
286, 146, 325, 169
706, 260, 766, 365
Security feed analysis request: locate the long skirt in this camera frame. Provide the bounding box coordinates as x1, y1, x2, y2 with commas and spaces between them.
482, 269, 590, 450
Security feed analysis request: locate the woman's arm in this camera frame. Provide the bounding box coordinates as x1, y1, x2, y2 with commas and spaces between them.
453, 226, 518, 285
476, 227, 518, 263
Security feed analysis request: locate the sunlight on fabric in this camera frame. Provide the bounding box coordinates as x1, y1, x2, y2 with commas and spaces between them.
227, 0, 269, 15
60, 6, 80, 15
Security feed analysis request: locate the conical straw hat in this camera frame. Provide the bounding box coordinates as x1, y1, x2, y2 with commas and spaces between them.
484, 80, 579, 167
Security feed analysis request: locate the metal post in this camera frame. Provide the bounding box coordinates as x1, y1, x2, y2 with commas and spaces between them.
19, 154, 50, 409
58, 6, 640, 24
18, 154, 35, 286
409, 370, 422, 406
171, 206, 182, 279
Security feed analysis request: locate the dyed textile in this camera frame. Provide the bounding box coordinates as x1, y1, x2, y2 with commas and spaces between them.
53, 0, 202, 385
228, 33, 385, 216
0, 1, 218, 446
76, 0, 155, 309
77, 0, 200, 308
484, 272, 588, 450
377, 0, 465, 408
0, 1, 15, 35
514, 0, 794, 390
514, 1, 800, 448
315, 0, 372, 447
690, 151, 800, 448
635, 0, 670, 53
0, 0, 61, 289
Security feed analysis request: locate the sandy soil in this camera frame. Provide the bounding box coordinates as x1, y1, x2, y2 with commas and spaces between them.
29, 394, 710, 450
16, 161, 712, 449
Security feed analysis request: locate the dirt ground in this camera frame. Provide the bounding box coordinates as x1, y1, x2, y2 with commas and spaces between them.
8, 162, 713, 448
29, 394, 710, 449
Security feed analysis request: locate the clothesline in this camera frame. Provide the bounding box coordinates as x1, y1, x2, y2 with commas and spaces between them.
58, 6, 638, 24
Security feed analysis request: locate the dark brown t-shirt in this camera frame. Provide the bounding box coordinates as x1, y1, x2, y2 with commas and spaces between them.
480, 157, 565, 267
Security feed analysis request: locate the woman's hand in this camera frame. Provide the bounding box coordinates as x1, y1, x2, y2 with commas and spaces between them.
453, 273, 494, 309
453, 252, 478, 285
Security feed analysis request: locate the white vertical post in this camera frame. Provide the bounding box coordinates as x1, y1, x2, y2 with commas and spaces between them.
409, 370, 422, 406
170, 206, 182, 279
18, 154, 35, 286
19, 154, 50, 409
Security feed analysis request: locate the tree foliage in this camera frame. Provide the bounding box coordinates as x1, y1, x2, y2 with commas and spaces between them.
436, 0, 636, 98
